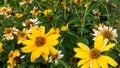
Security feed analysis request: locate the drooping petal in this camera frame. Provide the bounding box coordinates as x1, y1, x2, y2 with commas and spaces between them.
100, 43, 115, 52
94, 35, 103, 49
97, 56, 108, 68
77, 57, 91, 67
91, 59, 99, 68
81, 60, 90, 68
48, 46, 57, 55
77, 43, 90, 52
45, 28, 54, 36
100, 39, 108, 50
102, 55, 118, 67
42, 53, 48, 62
74, 48, 90, 58
30, 48, 42, 62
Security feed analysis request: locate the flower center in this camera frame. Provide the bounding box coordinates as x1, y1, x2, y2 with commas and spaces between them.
102, 30, 112, 39
2, 7, 7, 12
34, 8, 39, 13
8, 53, 13, 58
25, 19, 34, 27
14, 56, 21, 63
23, 0, 30, 2
90, 48, 101, 59
5, 28, 12, 34
18, 31, 26, 37
35, 36, 46, 47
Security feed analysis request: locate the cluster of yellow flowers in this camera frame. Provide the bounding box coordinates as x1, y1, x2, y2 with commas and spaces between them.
0, 0, 119, 68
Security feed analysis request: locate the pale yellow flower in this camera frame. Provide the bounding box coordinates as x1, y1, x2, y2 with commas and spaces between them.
3, 27, 18, 40
30, 6, 41, 16
0, 5, 12, 17
49, 50, 64, 65
19, 0, 33, 6
22, 18, 41, 27
74, 35, 118, 68
93, 25, 118, 43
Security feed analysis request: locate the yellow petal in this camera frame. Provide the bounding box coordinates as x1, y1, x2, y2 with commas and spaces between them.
77, 43, 90, 52
46, 39, 59, 46
45, 28, 54, 36
97, 56, 108, 68
48, 46, 57, 55
31, 48, 42, 62
41, 46, 49, 55
27, 34, 35, 40
81, 60, 90, 68
42, 53, 48, 62
30, 27, 39, 35
22, 40, 33, 45
100, 39, 108, 50
13, 50, 20, 57
100, 43, 115, 52
38, 26, 45, 36
92, 59, 99, 68
74, 48, 90, 58
46, 34, 60, 42
94, 35, 103, 49
102, 55, 118, 67
77, 57, 91, 67
22, 44, 36, 53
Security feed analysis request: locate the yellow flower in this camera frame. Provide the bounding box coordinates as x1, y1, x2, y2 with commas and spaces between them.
30, 6, 41, 16
21, 26, 60, 62
16, 28, 28, 44
74, 35, 118, 68
0, 42, 3, 52
46, 28, 60, 36
61, 24, 68, 31
15, 13, 23, 18
74, 0, 83, 4
43, 9, 52, 16
7, 50, 20, 68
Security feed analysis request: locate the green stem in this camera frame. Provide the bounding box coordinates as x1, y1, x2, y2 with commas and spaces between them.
99, 0, 110, 25
73, 5, 81, 23
4, 0, 7, 6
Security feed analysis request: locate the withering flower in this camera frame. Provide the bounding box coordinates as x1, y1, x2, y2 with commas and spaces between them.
49, 50, 64, 65
22, 18, 41, 28
0, 5, 12, 17
7, 50, 20, 68
3, 27, 18, 40
30, 6, 41, 16
93, 25, 118, 43
19, 0, 33, 6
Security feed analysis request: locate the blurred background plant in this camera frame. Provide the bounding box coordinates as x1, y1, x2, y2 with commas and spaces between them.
0, 0, 120, 68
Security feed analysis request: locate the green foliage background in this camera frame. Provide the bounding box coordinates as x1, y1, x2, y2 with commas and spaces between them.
0, 0, 120, 68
